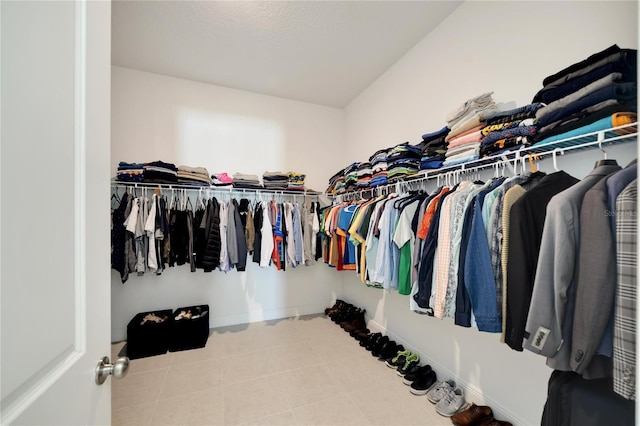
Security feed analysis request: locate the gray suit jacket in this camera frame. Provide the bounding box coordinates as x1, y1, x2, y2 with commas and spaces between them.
570, 173, 620, 377
524, 163, 621, 371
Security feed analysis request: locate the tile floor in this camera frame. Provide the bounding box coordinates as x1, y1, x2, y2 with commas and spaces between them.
111, 314, 453, 426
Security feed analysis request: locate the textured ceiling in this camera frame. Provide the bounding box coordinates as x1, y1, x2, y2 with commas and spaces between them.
112, 1, 462, 108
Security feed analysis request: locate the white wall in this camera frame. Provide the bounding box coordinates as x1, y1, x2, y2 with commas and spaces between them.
342, 2, 638, 425
111, 66, 345, 341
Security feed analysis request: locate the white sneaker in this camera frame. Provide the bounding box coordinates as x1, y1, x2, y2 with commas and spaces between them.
426, 379, 455, 404
435, 387, 468, 417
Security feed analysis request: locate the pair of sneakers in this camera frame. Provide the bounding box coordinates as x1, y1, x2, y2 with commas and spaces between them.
402, 364, 437, 395
427, 379, 469, 417
385, 349, 420, 376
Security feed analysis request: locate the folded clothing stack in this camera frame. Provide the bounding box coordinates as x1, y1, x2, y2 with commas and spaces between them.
369, 148, 390, 187
326, 169, 345, 194
445, 92, 498, 142
177, 165, 211, 186
116, 161, 144, 182
479, 103, 544, 158
532, 44, 638, 145
344, 162, 360, 192
443, 93, 498, 167
287, 172, 306, 191
386, 142, 421, 182
211, 172, 233, 186
143, 161, 178, 184
232, 173, 263, 189
356, 162, 372, 188
418, 127, 449, 170
263, 171, 289, 190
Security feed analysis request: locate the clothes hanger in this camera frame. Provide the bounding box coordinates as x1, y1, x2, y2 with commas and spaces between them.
594, 139, 618, 168
552, 148, 564, 172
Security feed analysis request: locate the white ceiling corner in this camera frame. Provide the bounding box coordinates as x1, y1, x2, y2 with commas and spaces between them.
111, 1, 463, 108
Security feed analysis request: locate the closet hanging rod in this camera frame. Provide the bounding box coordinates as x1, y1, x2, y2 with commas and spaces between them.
334, 123, 637, 201
110, 181, 321, 198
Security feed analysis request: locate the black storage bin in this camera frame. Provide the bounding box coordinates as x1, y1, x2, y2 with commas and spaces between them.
169, 305, 210, 352
126, 309, 173, 359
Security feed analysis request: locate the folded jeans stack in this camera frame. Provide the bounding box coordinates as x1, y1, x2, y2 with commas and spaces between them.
116, 161, 144, 182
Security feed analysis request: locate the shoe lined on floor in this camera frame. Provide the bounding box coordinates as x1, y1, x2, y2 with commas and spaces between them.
435, 387, 468, 417
450, 403, 493, 426
363, 332, 382, 349
351, 328, 370, 341
378, 342, 403, 362
427, 379, 456, 404
402, 364, 432, 385
385, 349, 410, 368
324, 299, 344, 316
371, 336, 390, 357
341, 309, 366, 332
396, 353, 420, 376
409, 370, 437, 395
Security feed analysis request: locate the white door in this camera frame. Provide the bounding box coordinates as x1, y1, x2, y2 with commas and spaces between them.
1, 1, 112, 424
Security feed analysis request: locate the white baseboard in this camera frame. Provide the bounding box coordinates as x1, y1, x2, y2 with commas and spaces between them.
208, 304, 327, 328
365, 316, 528, 426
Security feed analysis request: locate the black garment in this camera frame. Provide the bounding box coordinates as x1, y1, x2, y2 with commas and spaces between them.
314, 202, 323, 261
505, 171, 580, 351
252, 202, 263, 264
202, 199, 221, 272
111, 192, 130, 283
414, 185, 458, 312
193, 208, 206, 269
232, 199, 248, 271
170, 210, 190, 267
542, 44, 622, 87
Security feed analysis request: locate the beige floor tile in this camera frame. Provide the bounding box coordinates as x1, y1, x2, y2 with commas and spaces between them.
170, 343, 224, 367
306, 333, 366, 363
276, 364, 343, 409
326, 354, 391, 393
268, 343, 323, 373
292, 395, 369, 426
128, 352, 174, 374
349, 378, 451, 426
223, 375, 290, 425
222, 349, 278, 385
238, 410, 297, 426
112, 369, 167, 410
160, 359, 223, 399
151, 387, 224, 426
111, 401, 155, 426
215, 328, 274, 357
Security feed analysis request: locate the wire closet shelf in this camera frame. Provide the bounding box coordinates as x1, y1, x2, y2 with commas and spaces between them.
333, 123, 638, 203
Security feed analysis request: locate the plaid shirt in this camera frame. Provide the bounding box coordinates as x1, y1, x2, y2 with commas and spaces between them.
614, 180, 637, 400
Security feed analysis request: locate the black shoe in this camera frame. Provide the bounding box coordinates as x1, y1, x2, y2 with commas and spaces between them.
371, 336, 390, 357
402, 364, 432, 385
396, 356, 420, 377
385, 349, 409, 369
361, 332, 381, 348
365, 333, 384, 351
378, 343, 403, 362
410, 370, 437, 395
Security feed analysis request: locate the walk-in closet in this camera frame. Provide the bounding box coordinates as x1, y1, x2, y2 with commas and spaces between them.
1, 1, 638, 425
